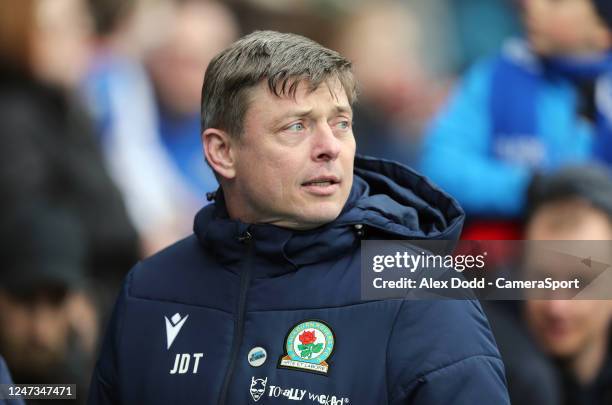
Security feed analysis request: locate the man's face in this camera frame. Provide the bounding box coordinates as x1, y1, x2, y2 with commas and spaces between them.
526, 299, 610, 357
226, 79, 356, 229
524, 201, 612, 358
147, 1, 237, 115
0, 289, 70, 378
31, 0, 92, 88
522, 0, 611, 56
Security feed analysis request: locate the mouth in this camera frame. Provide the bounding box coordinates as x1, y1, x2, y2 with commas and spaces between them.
302, 176, 340, 187
301, 176, 341, 196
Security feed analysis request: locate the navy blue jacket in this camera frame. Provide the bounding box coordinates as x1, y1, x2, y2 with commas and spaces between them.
89, 156, 509, 404
0, 356, 24, 405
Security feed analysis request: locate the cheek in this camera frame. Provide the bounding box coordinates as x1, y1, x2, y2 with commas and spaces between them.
551, 28, 582, 46
342, 137, 356, 173
526, 302, 555, 328
345, 135, 357, 155
575, 302, 611, 330
239, 151, 295, 201
1, 312, 30, 342
274, 157, 305, 202
41, 311, 69, 342
546, 10, 592, 45
525, 303, 544, 324
248, 144, 305, 185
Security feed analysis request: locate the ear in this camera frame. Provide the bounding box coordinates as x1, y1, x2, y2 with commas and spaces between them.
595, 24, 612, 50
603, 30, 612, 50
202, 128, 237, 180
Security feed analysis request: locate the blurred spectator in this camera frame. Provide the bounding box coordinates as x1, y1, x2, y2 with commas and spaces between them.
0, 210, 90, 405
83, 0, 187, 255
0, 0, 139, 285
524, 166, 612, 404
0, 355, 25, 405
335, 0, 451, 167
446, 0, 522, 72
420, 0, 612, 239
0, 0, 139, 393
145, 0, 238, 208
28, 0, 93, 89
483, 300, 562, 405
84, 0, 238, 255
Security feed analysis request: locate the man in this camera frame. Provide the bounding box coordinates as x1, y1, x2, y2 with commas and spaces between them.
0, 209, 93, 405
145, 0, 238, 232
89, 31, 509, 404
524, 166, 612, 404
421, 0, 612, 239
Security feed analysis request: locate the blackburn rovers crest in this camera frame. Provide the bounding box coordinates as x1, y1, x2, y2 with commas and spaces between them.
278, 320, 335, 375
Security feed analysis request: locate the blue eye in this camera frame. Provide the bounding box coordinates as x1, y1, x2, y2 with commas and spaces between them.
287, 122, 305, 132
337, 120, 351, 130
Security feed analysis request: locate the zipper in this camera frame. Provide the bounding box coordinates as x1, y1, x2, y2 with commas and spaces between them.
218, 230, 253, 405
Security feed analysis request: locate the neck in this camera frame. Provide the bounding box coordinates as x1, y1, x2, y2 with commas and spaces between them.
221, 187, 319, 231
567, 330, 609, 386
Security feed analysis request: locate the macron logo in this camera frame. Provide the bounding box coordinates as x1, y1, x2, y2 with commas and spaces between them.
165, 313, 189, 350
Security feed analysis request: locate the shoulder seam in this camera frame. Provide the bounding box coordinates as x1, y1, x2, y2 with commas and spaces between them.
127, 294, 233, 315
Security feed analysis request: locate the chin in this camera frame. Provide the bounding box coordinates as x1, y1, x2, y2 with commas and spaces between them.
549, 347, 579, 359
543, 338, 580, 358
527, 37, 550, 55
298, 205, 343, 227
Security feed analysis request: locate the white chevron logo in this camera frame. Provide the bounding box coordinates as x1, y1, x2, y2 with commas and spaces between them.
165, 313, 189, 349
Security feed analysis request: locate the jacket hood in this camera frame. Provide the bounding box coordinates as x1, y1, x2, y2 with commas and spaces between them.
346, 155, 464, 239
194, 155, 464, 276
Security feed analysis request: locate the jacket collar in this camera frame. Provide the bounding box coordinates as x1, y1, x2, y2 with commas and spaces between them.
193, 156, 464, 277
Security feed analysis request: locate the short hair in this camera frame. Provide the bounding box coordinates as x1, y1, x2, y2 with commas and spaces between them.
526, 165, 612, 224
200, 30, 357, 137
87, 0, 135, 36
593, 0, 612, 31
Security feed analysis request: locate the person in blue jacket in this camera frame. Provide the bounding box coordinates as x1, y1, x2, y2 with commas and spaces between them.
420, 0, 612, 220
89, 30, 509, 404
0, 356, 24, 405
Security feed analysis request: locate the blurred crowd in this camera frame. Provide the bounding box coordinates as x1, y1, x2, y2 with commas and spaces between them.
0, 0, 610, 404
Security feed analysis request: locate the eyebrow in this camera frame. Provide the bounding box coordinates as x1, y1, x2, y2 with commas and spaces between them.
271, 105, 353, 129
333, 105, 353, 116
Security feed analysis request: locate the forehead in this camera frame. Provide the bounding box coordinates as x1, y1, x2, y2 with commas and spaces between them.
527, 200, 612, 240
245, 78, 351, 119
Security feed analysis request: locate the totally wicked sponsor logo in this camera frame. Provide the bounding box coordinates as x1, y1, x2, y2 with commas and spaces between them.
250, 377, 267, 402
249, 377, 349, 404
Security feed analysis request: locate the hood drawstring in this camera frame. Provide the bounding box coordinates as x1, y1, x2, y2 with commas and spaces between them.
354, 224, 365, 238
237, 231, 252, 243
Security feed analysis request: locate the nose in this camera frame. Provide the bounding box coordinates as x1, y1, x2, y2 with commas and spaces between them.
311, 122, 341, 162
546, 300, 572, 316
